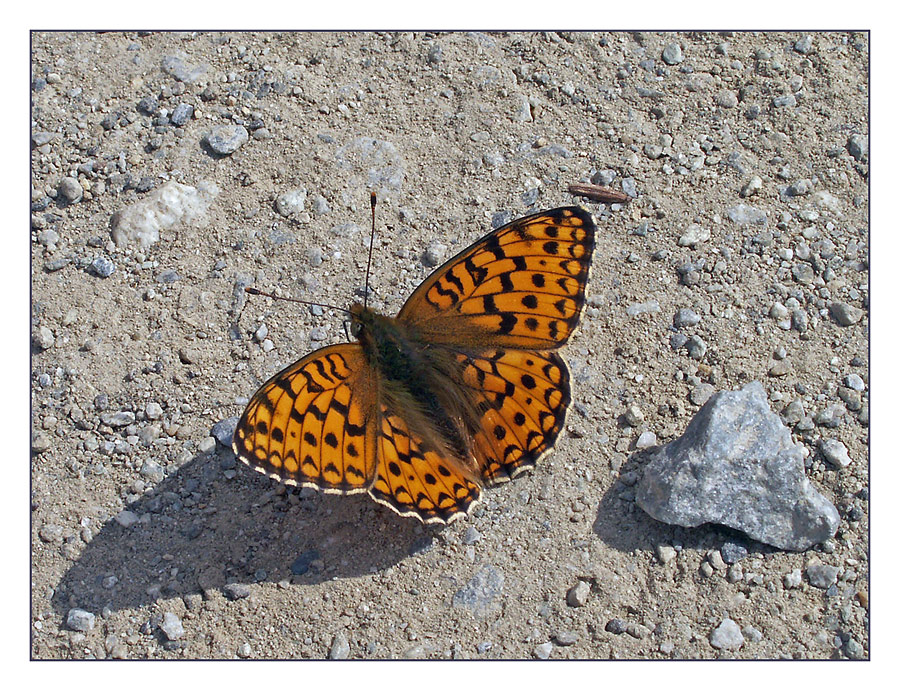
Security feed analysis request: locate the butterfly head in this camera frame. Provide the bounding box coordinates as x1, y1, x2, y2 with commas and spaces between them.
348, 302, 376, 341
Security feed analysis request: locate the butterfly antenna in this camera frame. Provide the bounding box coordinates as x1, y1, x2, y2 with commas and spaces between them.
244, 287, 351, 316
363, 192, 377, 309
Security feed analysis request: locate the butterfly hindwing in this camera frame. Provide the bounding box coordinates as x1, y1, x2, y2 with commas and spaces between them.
455, 349, 571, 485
369, 404, 481, 524
233, 344, 378, 493
397, 207, 595, 349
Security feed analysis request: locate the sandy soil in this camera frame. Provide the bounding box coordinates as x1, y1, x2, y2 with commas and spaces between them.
30, 31, 868, 659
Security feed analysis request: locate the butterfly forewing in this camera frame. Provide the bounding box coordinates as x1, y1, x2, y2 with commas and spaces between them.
232, 344, 378, 493
397, 207, 595, 349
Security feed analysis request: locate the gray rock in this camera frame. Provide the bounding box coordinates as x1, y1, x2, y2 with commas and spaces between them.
814, 404, 845, 428
90, 256, 116, 278
820, 439, 851, 468
140, 460, 165, 483
329, 632, 350, 660
783, 568, 802, 589
674, 308, 701, 328
110, 181, 218, 250
794, 35, 813, 54
807, 562, 840, 589
554, 631, 578, 646
422, 241, 448, 267
710, 618, 744, 650
452, 565, 504, 616
212, 417, 239, 447
170, 103, 194, 126
566, 580, 590, 607
160, 612, 184, 640
58, 176, 84, 203
275, 188, 307, 216
533, 641, 553, 659
605, 618, 627, 634
33, 325, 55, 350
635, 381, 840, 551
66, 608, 96, 632
830, 301, 864, 326
662, 43, 684, 65
206, 125, 249, 155
101, 411, 135, 427
720, 541, 748, 564
636, 431, 658, 449
678, 224, 710, 247
114, 510, 139, 528
223, 583, 251, 600
685, 335, 707, 360
844, 373, 865, 391
626, 300, 660, 316
727, 204, 767, 226
847, 134, 868, 162
161, 53, 207, 83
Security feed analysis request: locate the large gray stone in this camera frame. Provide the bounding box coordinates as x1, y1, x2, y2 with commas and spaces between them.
636, 381, 839, 551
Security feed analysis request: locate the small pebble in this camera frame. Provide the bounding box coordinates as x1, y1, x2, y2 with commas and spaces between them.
223, 583, 251, 600
58, 177, 84, 203
32, 431, 52, 454
91, 256, 116, 278
820, 439, 851, 468
844, 373, 865, 391
554, 631, 578, 646
661, 42, 683, 65
807, 563, 840, 589
830, 302, 864, 326
635, 430, 657, 449
709, 618, 744, 650
33, 325, 55, 350
66, 609, 96, 632
623, 404, 644, 427
673, 308, 701, 328
114, 510, 139, 528
656, 544, 677, 564
160, 612, 184, 641
275, 188, 308, 216
720, 541, 748, 564
783, 568, 802, 589
206, 124, 249, 155
605, 619, 627, 634
678, 224, 710, 247
170, 103, 194, 126
533, 641, 553, 659
566, 580, 590, 607
329, 632, 350, 660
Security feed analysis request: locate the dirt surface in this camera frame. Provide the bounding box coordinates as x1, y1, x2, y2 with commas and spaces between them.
30, 31, 869, 659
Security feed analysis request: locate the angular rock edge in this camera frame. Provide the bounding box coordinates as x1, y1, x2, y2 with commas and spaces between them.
636, 381, 840, 551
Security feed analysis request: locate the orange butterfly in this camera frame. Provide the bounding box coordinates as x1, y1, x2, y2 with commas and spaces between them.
233, 205, 596, 524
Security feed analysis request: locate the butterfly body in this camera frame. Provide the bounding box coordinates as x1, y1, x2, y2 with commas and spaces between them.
234, 206, 596, 524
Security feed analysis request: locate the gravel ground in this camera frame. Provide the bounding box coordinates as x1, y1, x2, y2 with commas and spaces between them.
31, 31, 868, 660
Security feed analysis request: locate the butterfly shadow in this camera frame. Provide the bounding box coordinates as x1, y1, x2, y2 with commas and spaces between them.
592, 447, 768, 556
50, 449, 440, 617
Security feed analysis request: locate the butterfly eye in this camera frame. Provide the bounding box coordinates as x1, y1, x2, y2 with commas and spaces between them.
350, 320, 363, 338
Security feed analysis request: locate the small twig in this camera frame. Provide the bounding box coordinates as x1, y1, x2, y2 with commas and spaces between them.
568, 183, 631, 204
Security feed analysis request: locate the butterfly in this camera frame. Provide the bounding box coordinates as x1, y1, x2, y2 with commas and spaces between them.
232, 205, 596, 524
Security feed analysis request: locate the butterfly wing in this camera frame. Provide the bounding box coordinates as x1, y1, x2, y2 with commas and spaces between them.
397, 206, 595, 349
368, 403, 481, 524
233, 344, 378, 493
457, 349, 570, 485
